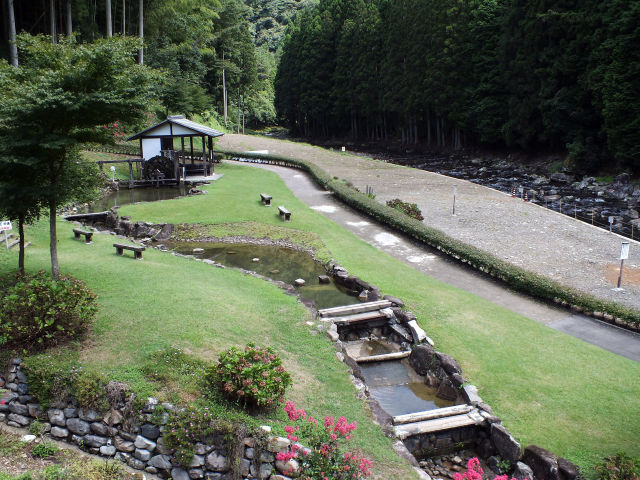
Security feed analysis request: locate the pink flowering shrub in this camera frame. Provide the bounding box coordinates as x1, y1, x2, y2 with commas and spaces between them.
454, 457, 517, 480
277, 401, 372, 479
203, 343, 291, 411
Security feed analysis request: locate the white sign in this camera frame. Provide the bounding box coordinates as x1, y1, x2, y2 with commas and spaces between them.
620, 242, 630, 260
0, 221, 12, 231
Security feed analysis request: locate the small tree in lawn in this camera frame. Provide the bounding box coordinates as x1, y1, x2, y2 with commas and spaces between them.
0, 34, 157, 278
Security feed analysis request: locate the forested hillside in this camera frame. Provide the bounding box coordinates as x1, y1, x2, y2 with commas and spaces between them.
244, 0, 316, 52
275, 0, 640, 173
1, 0, 276, 128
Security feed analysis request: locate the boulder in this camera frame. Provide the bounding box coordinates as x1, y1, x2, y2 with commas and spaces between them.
78, 409, 102, 422
8, 402, 28, 416
134, 435, 156, 452
523, 445, 560, 480
513, 462, 534, 480
83, 434, 108, 448
436, 379, 459, 401
409, 344, 436, 375
407, 320, 427, 344
67, 418, 91, 436
134, 448, 152, 462
140, 423, 161, 440
50, 426, 69, 438
491, 424, 521, 463
383, 295, 405, 307
318, 275, 331, 284
8, 413, 30, 426
558, 458, 580, 480
100, 445, 117, 456
205, 451, 229, 471
435, 352, 462, 375
114, 436, 136, 453
149, 454, 172, 470
90, 422, 109, 436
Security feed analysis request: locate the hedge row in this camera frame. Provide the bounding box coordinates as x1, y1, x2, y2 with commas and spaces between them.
83, 142, 141, 156
217, 149, 640, 328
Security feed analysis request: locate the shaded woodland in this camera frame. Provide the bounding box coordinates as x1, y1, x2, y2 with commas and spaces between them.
275, 0, 640, 173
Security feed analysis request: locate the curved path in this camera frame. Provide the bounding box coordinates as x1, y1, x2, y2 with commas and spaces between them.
237, 160, 640, 363
219, 134, 640, 311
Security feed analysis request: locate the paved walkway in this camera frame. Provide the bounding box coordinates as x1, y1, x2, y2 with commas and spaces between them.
241, 162, 640, 362
219, 134, 640, 311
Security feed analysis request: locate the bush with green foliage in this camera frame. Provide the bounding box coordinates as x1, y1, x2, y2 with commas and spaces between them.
0, 272, 98, 352
595, 453, 639, 480
162, 405, 217, 468
22, 356, 108, 411
203, 343, 291, 411
386, 198, 424, 221
31, 442, 58, 458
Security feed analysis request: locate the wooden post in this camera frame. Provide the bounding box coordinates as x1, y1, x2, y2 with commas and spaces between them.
190, 136, 194, 164
128, 161, 134, 188
181, 137, 185, 157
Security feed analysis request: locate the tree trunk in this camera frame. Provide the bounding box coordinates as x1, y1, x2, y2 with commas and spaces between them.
121, 0, 125, 34
50, 0, 57, 43
106, 0, 112, 36
222, 51, 227, 126
138, 0, 143, 64
65, 0, 72, 36
18, 213, 25, 274
7, 0, 18, 66
49, 197, 59, 279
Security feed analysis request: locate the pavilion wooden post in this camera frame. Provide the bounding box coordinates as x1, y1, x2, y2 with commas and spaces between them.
201, 135, 206, 175
190, 137, 194, 164
128, 161, 134, 188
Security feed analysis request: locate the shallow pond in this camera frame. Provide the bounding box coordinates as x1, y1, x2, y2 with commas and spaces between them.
360, 360, 454, 417
167, 241, 358, 310
88, 186, 187, 212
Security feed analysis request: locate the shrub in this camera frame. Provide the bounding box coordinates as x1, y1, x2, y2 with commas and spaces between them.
32, 441, 58, 458
386, 198, 424, 221
454, 457, 516, 480
163, 405, 216, 468
73, 370, 109, 412
22, 357, 108, 411
595, 452, 639, 480
0, 272, 98, 352
203, 343, 291, 411
277, 401, 372, 479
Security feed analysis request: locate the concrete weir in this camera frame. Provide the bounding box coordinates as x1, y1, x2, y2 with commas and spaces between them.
318, 300, 486, 454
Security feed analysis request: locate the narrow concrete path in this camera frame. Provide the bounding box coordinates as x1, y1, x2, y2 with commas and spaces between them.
238, 161, 640, 363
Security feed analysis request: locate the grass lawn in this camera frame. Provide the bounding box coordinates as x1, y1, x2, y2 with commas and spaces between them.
2, 161, 639, 477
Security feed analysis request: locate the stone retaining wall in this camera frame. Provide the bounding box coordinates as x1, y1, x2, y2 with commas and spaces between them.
0, 358, 303, 480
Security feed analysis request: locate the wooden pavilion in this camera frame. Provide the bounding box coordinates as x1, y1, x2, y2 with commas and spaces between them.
127, 115, 224, 180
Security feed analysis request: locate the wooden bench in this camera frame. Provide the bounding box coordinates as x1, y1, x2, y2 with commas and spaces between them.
260, 193, 272, 206
73, 228, 93, 243
113, 242, 145, 259
278, 206, 291, 221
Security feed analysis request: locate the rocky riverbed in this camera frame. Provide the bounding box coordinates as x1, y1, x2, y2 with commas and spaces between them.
350, 149, 640, 240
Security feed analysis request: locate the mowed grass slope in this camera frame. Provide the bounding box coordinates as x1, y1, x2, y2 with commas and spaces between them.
0, 219, 416, 479
2, 161, 639, 474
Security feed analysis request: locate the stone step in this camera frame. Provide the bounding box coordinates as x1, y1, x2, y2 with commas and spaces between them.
392, 409, 485, 440
392, 404, 474, 425
320, 309, 391, 325
318, 300, 392, 317
355, 350, 411, 363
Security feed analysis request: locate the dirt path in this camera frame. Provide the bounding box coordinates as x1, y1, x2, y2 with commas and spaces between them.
218, 134, 640, 312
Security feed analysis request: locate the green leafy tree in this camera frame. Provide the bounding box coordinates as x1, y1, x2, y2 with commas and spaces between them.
0, 34, 156, 278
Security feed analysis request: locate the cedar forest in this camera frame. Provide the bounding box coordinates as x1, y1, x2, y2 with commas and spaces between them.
2, 0, 640, 173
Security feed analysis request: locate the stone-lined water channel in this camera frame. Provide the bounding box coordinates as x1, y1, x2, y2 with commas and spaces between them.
167, 241, 358, 310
